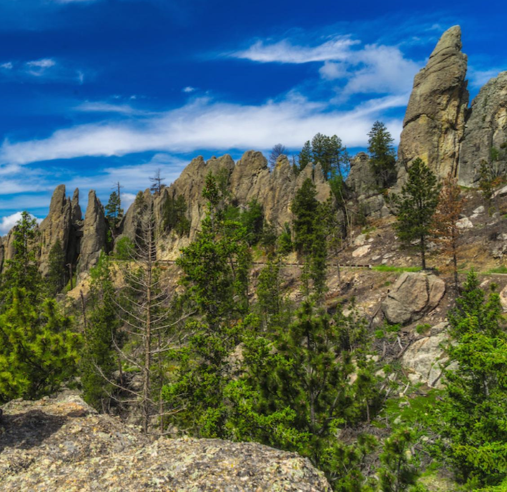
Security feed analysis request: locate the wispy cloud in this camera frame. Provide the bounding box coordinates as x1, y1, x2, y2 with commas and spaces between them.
231, 35, 421, 98
0, 94, 404, 167
0, 58, 89, 84
183, 86, 196, 93
232, 36, 359, 64
74, 101, 153, 116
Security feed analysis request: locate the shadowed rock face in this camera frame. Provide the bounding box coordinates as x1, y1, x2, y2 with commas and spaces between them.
459, 71, 507, 186
0, 394, 331, 491
38, 185, 73, 276
77, 190, 107, 281
398, 25, 469, 180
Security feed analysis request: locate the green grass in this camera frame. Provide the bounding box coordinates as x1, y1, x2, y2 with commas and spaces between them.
372, 265, 422, 273
484, 265, 507, 275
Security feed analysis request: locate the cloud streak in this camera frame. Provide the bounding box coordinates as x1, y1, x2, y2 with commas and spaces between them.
231, 35, 421, 98
0, 95, 404, 166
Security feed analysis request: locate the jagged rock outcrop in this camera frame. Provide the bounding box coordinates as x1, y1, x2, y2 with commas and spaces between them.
38, 185, 73, 276
346, 152, 389, 219
382, 272, 446, 325
458, 71, 507, 186
120, 151, 330, 260
398, 26, 469, 180
77, 190, 107, 281
0, 394, 330, 491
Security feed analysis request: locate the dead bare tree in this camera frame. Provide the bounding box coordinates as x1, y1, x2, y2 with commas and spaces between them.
111, 207, 183, 434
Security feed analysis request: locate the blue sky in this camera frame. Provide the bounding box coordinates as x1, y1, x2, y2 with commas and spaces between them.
0, 0, 506, 233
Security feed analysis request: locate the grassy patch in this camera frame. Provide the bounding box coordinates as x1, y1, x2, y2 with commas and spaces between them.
372, 265, 422, 273
484, 265, 507, 275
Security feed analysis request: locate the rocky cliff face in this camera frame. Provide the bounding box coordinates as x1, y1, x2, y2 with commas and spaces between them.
458, 71, 507, 186
398, 25, 469, 180
0, 393, 330, 491
120, 151, 330, 260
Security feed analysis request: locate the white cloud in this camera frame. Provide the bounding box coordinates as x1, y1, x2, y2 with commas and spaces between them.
0, 212, 41, 236
233, 37, 359, 64
74, 101, 151, 116
26, 59, 56, 69
183, 86, 196, 93
232, 35, 421, 98
0, 94, 405, 167
25, 58, 57, 77
1, 62, 13, 70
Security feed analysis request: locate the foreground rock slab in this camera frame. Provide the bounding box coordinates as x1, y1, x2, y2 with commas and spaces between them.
0, 394, 330, 492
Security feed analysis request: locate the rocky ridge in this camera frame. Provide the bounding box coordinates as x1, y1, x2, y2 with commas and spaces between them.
0, 393, 330, 491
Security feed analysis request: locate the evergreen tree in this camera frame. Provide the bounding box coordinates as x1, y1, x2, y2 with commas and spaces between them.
227, 302, 381, 489
105, 191, 124, 224
378, 427, 422, 492
0, 288, 81, 403
292, 178, 319, 255
434, 271, 507, 488
162, 194, 190, 236
163, 173, 252, 437
241, 199, 264, 246
311, 133, 347, 179
80, 253, 121, 412
431, 173, 466, 289
0, 211, 42, 304
389, 159, 440, 270
47, 239, 66, 297
368, 121, 397, 189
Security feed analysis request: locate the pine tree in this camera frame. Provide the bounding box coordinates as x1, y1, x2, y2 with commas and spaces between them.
47, 239, 66, 297
80, 253, 121, 412
431, 173, 466, 289
435, 271, 507, 487
162, 194, 190, 236
227, 302, 381, 489
292, 178, 319, 255
163, 172, 252, 437
378, 427, 422, 491
368, 121, 397, 189
0, 211, 42, 305
389, 158, 440, 270
311, 133, 347, 179
0, 288, 81, 403
105, 190, 124, 229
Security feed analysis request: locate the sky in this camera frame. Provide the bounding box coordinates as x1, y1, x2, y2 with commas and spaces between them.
0, 0, 506, 234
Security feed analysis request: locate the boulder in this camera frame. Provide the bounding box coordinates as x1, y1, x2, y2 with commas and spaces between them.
458, 71, 507, 187
402, 322, 449, 387
398, 26, 469, 180
382, 272, 446, 325
0, 394, 330, 491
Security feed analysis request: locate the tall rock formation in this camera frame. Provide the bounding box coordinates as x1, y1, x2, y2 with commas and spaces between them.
77, 190, 107, 281
398, 26, 469, 179
38, 185, 73, 276
458, 71, 507, 186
